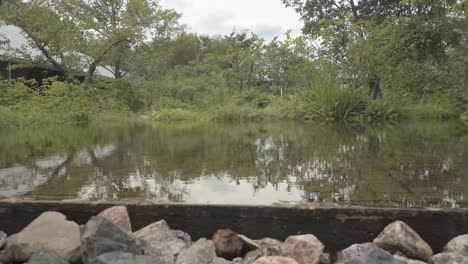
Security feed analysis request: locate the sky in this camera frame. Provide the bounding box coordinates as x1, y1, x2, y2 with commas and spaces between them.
160, 0, 303, 39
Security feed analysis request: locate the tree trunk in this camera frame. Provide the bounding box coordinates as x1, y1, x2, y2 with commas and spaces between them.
84, 62, 98, 83
113, 58, 123, 79
368, 75, 382, 99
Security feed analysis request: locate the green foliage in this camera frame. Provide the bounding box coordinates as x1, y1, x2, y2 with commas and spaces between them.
302, 86, 367, 121
408, 95, 460, 120
210, 104, 266, 123
364, 92, 409, 122
0, 79, 129, 127
146, 108, 201, 122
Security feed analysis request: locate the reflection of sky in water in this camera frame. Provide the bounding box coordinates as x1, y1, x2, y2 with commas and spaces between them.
0, 122, 467, 208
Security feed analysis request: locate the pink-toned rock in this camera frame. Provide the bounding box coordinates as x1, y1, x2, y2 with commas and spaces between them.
97, 206, 132, 233
252, 256, 299, 264
281, 234, 324, 264
212, 229, 244, 260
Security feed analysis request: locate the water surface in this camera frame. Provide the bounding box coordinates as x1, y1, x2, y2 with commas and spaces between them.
1, 121, 467, 208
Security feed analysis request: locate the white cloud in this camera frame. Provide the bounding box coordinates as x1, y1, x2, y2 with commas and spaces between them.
161, 0, 302, 39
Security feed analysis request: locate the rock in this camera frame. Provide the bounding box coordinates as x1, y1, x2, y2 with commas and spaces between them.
242, 247, 281, 264
27, 248, 69, 264
233, 257, 243, 263
211, 257, 234, 264
429, 252, 468, 264
212, 229, 244, 260
176, 238, 216, 264
134, 220, 191, 263
281, 234, 324, 264
238, 235, 282, 251
97, 206, 132, 234
345, 247, 397, 264
393, 254, 427, 264
252, 256, 299, 264
0, 231, 6, 250
80, 216, 141, 264
95, 251, 169, 264
335, 243, 379, 264
319, 253, 330, 264
4, 212, 81, 263
256, 238, 282, 250
373, 221, 433, 261
444, 235, 468, 256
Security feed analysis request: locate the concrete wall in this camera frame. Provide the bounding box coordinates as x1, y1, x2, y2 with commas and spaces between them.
1, 200, 467, 253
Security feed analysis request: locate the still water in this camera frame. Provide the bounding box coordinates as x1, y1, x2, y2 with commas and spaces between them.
0, 121, 467, 208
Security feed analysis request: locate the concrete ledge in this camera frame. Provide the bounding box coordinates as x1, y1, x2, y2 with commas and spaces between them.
1, 199, 467, 253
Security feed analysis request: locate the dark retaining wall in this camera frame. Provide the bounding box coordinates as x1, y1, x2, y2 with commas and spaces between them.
1, 200, 468, 253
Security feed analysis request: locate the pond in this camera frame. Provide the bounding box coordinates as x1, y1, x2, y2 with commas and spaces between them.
0, 121, 467, 208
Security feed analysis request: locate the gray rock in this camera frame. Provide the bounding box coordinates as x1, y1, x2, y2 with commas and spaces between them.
233, 257, 243, 263
95, 251, 168, 264
335, 243, 379, 264
429, 252, 468, 264
242, 247, 281, 264
27, 248, 69, 264
97, 206, 132, 234
211, 257, 234, 264
252, 256, 299, 264
176, 238, 216, 264
281, 234, 324, 264
4, 212, 81, 263
134, 220, 191, 263
238, 235, 282, 252
80, 216, 141, 264
445, 235, 468, 256
345, 247, 397, 264
394, 253, 427, 264
0, 231, 6, 250
319, 253, 330, 264
374, 221, 433, 261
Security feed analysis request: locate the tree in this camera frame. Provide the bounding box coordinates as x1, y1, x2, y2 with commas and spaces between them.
0, 0, 184, 82
283, 0, 465, 97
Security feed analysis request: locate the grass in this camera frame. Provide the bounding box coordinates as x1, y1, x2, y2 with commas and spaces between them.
0, 79, 464, 127
406, 95, 460, 120
145, 108, 202, 122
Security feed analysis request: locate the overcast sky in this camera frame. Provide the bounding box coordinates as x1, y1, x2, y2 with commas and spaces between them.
160, 0, 303, 39
0, 0, 303, 50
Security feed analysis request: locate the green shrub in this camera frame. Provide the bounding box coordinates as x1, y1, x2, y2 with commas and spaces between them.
210, 104, 266, 122
0, 106, 23, 128
303, 87, 367, 121
407, 95, 460, 120
267, 95, 306, 120
364, 92, 409, 121
146, 108, 200, 122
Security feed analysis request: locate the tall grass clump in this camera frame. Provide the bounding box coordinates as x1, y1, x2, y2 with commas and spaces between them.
146, 108, 201, 122
407, 95, 460, 120
363, 92, 409, 122
267, 95, 307, 121
210, 104, 266, 122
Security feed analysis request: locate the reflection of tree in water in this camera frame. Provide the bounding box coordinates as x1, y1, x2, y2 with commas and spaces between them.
1, 121, 468, 207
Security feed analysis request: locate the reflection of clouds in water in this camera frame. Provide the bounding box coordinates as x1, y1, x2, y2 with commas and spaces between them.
94, 144, 117, 159
35, 156, 67, 169
0, 166, 48, 197
73, 144, 117, 166
294, 159, 333, 181
184, 175, 303, 205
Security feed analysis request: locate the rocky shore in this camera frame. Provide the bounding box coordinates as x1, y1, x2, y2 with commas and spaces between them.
0, 206, 467, 264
